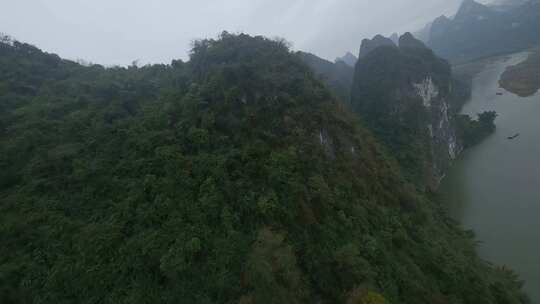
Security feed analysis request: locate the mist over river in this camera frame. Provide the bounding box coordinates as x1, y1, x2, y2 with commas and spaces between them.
441, 52, 540, 301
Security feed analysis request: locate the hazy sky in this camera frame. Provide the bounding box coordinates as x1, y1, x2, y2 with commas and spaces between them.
2, 0, 473, 66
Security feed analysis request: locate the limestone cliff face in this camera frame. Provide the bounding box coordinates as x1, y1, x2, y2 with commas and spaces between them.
351, 33, 462, 189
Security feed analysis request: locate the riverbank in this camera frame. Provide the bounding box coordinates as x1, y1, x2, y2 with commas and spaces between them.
441, 52, 540, 302
500, 47, 540, 97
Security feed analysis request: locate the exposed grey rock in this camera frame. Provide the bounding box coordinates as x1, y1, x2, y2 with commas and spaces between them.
351, 36, 464, 189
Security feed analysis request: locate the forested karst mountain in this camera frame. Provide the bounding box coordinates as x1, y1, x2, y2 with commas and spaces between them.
299, 32, 483, 190
351, 33, 469, 189
358, 35, 396, 59
425, 0, 540, 62
0, 33, 528, 304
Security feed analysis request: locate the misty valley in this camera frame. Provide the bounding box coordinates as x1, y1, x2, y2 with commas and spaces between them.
1, 0, 540, 303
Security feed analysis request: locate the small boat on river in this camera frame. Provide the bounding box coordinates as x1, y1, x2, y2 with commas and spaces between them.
508, 133, 520, 140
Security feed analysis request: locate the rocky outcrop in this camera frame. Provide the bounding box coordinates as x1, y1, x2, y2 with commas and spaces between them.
351, 33, 463, 189
358, 35, 396, 59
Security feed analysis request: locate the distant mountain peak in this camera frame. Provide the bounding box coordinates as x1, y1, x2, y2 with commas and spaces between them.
424, 0, 540, 62
398, 32, 427, 49
428, 15, 452, 42
390, 33, 399, 44
433, 15, 450, 23
455, 0, 493, 20
489, 0, 527, 7
358, 35, 396, 59
335, 52, 358, 67
459, 0, 482, 9
431, 15, 452, 32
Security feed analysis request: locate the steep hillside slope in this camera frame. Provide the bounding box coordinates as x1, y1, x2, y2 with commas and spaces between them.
0, 33, 528, 304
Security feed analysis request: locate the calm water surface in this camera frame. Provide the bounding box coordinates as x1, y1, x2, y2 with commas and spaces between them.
440, 52, 540, 301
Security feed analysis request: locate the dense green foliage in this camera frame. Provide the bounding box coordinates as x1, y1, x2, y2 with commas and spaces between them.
350, 40, 453, 188
0, 33, 528, 303
456, 111, 498, 148
349, 33, 494, 190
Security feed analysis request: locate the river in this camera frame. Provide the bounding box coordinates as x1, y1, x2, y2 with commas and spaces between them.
440, 52, 540, 302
